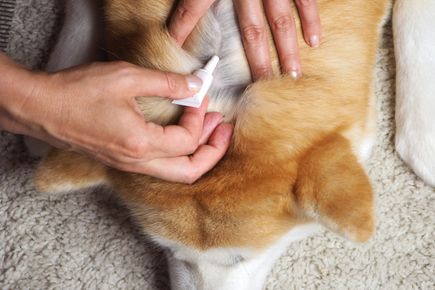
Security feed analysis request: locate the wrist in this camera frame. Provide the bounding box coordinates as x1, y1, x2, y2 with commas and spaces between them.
0, 53, 49, 135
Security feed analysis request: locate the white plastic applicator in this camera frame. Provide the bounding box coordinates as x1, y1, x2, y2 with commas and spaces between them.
173, 55, 220, 108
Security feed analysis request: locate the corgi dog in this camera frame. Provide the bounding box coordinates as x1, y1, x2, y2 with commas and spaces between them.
394, 0, 435, 187
33, 0, 391, 289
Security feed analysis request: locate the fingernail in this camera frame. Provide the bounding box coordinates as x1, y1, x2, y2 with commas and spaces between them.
187, 75, 203, 92
310, 35, 320, 48
217, 114, 224, 124
290, 70, 300, 80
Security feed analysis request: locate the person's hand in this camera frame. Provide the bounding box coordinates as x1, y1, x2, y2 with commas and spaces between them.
168, 0, 321, 80
0, 54, 233, 183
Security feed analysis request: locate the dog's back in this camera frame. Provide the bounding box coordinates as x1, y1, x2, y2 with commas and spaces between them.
104, 0, 388, 128
34, 1, 391, 289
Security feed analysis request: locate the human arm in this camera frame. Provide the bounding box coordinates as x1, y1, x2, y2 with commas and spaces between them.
0, 52, 233, 183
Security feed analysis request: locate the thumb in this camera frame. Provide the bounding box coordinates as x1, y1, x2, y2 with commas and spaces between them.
131, 68, 202, 99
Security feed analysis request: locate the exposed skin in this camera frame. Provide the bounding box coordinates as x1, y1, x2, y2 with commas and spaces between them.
168, 0, 322, 80
0, 52, 233, 183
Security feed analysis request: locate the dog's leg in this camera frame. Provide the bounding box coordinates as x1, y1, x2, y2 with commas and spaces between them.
25, 0, 103, 157
295, 134, 374, 242
34, 149, 108, 194
394, 0, 435, 187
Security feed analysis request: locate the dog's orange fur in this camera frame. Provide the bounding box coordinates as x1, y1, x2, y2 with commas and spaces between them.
34, 0, 391, 250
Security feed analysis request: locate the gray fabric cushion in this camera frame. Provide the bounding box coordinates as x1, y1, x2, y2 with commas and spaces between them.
3, 0, 61, 69
0, 0, 16, 51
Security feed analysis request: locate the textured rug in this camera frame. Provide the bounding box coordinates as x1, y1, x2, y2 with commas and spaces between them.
0, 1, 434, 289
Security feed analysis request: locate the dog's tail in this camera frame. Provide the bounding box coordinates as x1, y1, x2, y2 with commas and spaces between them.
33, 149, 108, 194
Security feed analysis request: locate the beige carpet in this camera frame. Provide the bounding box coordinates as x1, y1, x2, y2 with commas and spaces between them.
0, 1, 434, 289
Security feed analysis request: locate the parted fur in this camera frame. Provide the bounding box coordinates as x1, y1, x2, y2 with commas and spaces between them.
34, 0, 391, 284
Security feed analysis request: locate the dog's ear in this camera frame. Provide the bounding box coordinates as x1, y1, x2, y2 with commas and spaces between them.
295, 134, 374, 242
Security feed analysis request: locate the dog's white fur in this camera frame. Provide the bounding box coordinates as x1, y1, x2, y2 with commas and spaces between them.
159, 224, 322, 290
29, 0, 433, 289
394, 0, 435, 187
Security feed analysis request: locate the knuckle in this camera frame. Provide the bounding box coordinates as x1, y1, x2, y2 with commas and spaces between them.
182, 167, 201, 184
296, 0, 315, 8
124, 135, 149, 159
175, 5, 197, 23
165, 72, 182, 96
115, 61, 134, 71
242, 25, 266, 45
115, 63, 139, 85
186, 140, 199, 155
254, 66, 272, 78
272, 15, 294, 33
118, 76, 135, 89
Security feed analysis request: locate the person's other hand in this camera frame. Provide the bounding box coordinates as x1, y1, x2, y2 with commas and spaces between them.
168, 0, 321, 80
0, 57, 233, 183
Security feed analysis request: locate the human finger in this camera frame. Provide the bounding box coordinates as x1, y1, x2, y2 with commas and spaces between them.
264, 0, 301, 78
126, 68, 203, 99
81, 98, 220, 167
135, 123, 233, 183
199, 112, 224, 145
294, 0, 322, 47
234, 0, 273, 80
86, 110, 225, 169
168, 0, 216, 45
147, 97, 210, 157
